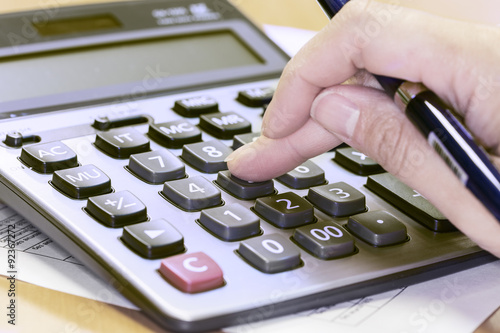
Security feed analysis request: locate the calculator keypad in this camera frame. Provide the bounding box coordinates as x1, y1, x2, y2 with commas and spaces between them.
2, 79, 487, 331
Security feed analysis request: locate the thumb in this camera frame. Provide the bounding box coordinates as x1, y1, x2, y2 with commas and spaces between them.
311, 84, 500, 257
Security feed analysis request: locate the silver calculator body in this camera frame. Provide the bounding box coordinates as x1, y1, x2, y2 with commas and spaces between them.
0, 0, 495, 331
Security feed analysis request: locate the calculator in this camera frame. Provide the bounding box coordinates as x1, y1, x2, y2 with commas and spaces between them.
0, 0, 495, 331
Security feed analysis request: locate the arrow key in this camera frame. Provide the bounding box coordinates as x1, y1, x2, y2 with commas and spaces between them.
122, 219, 184, 259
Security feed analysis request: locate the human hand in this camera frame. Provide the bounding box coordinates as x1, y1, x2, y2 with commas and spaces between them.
226, 0, 500, 257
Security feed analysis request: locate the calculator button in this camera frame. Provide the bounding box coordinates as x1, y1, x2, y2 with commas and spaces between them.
148, 120, 202, 149
122, 219, 184, 259
347, 211, 408, 246
334, 147, 384, 175
20, 141, 78, 173
216, 170, 274, 200
162, 176, 222, 211
199, 112, 251, 139
238, 234, 301, 273
52, 164, 111, 199
129, 150, 185, 184
94, 128, 150, 158
159, 252, 224, 293
232, 132, 260, 150
92, 114, 149, 131
365, 173, 453, 232
199, 203, 260, 241
293, 221, 355, 259
86, 190, 147, 227
276, 160, 326, 189
254, 192, 314, 229
173, 96, 219, 117
181, 140, 233, 173
4, 132, 24, 148
307, 182, 366, 217
236, 87, 274, 107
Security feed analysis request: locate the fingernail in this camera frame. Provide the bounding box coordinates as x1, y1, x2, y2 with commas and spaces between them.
311, 92, 360, 140
224, 143, 252, 163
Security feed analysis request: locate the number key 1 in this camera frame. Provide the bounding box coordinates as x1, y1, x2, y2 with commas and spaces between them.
199, 203, 260, 241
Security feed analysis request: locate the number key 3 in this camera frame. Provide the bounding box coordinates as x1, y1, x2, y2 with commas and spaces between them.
307, 182, 366, 217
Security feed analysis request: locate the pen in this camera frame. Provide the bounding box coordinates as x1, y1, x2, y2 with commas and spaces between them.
316, 0, 500, 223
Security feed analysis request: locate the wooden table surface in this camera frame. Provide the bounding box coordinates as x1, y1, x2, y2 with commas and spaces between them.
0, 0, 499, 332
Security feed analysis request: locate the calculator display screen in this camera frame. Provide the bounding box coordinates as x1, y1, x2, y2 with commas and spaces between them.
0, 31, 262, 106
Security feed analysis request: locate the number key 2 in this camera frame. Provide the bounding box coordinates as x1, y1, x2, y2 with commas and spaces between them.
254, 192, 314, 228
